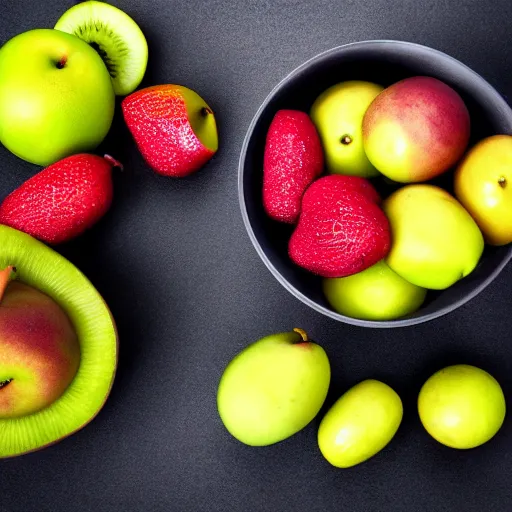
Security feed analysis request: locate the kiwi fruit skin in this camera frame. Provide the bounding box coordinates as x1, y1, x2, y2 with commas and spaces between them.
55, 1, 148, 96
0, 225, 118, 458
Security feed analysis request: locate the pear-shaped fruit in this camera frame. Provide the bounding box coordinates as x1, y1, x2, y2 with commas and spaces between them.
454, 135, 512, 246
323, 260, 426, 321
363, 76, 470, 183
0, 225, 117, 458
217, 328, 330, 446
318, 379, 403, 468
0, 269, 80, 419
311, 80, 383, 177
383, 184, 484, 289
418, 365, 506, 449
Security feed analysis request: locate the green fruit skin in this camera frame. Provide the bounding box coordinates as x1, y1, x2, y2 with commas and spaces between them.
323, 260, 427, 321
318, 379, 403, 468
0, 282, 80, 418
54, 0, 149, 96
217, 330, 330, 446
418, 365, 506, 449
310, 81, 384, 178
0, 29, 115, 166
383, 184, 484, 290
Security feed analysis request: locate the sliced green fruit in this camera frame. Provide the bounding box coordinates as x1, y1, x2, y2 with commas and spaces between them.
55, 1, 148, 96
0, 225, 117, 458
180, 86, 219, 152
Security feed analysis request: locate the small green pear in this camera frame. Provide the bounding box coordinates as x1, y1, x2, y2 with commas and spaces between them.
323, 260, 427, 321
383, 184, 484, 290
310, 81, 383, 177
217, 328, 330, 446
318, 379, 403, 468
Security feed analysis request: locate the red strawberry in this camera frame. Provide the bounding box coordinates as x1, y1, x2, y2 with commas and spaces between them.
263, 110, 324, 223
289, 175, 390, 278
122, 84, 218, 177
0, 153, 120, 245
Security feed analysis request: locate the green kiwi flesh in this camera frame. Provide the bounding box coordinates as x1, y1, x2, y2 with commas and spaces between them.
55, 1, 148, 96
0, 225, 117, 458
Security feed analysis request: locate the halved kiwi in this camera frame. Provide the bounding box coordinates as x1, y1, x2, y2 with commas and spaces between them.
55, 1, 148, 96
0, 225, 117, 458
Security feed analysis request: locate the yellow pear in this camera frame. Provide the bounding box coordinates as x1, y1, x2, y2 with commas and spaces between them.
383, 184, 484, 290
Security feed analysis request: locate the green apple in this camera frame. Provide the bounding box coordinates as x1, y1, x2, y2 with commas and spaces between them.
217, 328, 330, 446
310, 80, 384, 177
383, 184, 484, 290
318, 379, 403, 468
323, 260, 426, 321
418, 365, 506, 449
0, 29, 115, 166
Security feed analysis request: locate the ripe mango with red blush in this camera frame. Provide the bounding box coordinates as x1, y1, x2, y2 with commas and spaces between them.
362, 77, 470, 183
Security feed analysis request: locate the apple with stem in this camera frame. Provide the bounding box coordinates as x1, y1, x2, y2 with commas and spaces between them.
0, 29, 115, 166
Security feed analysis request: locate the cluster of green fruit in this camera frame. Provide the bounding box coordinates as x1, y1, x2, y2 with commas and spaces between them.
0, 1, 219, 458
263, 77, 512, 321
217, 329, 506, 467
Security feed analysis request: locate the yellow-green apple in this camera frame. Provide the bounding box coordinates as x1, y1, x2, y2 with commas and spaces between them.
362, 76, 470, 183
418, 364, 506, 449
0, 29, 115, 166
0, 267, 80, 418
217, 328, 330, 446
383, 184, 484, 289
310, 81, 383, 177
318, 379, 403, 468
454, 135, 512, 246
323, 260, 427, 321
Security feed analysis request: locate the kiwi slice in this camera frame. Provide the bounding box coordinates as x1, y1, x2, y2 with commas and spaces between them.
55, 1, 148, 96
0, 225, 117, 458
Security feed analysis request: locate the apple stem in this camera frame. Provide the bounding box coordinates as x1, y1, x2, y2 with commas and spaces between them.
293, 328, 309, 343
498, 176, 507, 188
56, 56, 67, 69
201, 107, 213, 117
340, 135, 353, 145
0, 266, 16, 303
103, 154, 124, 171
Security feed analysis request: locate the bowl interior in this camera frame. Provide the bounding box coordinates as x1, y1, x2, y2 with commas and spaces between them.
240, 41, 512, 327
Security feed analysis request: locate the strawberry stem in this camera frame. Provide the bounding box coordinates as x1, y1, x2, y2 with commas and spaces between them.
0, 266, 16, 303
103, 154, 124, 171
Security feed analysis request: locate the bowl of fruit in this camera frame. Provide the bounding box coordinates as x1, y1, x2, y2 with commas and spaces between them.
239, 40, 512, 327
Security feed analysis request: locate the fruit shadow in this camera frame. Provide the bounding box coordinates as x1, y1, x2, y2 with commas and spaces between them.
58, 240, 164, 407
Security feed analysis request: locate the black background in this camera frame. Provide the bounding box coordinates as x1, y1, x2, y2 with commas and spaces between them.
1, 1, 512, 511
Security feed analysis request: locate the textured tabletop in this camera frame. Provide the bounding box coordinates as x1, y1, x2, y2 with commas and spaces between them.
1, 1, 512, 511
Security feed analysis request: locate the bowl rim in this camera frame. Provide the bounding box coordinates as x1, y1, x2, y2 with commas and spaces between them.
238, 39, 512, 328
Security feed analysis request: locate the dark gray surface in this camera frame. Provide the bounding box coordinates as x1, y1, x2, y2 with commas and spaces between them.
1, 1, 512, 511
